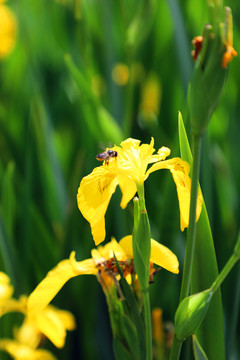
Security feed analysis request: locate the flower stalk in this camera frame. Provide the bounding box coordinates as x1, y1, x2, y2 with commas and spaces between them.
132, 189, 152, 360
211, 231, 240, 293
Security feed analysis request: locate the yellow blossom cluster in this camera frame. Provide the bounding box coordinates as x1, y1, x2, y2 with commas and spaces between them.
0, 272, 75, 360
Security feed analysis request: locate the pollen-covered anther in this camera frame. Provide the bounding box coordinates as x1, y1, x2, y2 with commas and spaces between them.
191, 36, 203, 61
222, 44, 238, 68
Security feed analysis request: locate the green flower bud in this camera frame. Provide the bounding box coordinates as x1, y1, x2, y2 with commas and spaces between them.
132, 193, 151, 290
188, 7, 237, 136
174, 289, 213, 341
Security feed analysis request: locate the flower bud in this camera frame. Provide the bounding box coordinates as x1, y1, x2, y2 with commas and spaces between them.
174, 289, 213, 341
188, 7, 237, 136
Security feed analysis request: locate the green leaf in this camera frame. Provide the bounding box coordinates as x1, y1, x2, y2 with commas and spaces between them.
192, 335, 208, 360
1, 162, 16, 241
113, 337, 137, 360
114, 255, 146, 360
178, 112, 225, 359
64, 54, 123, 144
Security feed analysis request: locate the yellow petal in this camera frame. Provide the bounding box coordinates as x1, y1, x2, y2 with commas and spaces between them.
157, 146, 171, 160
120, 138, 141, 150
14, 320, 41, 348
0, 339, 57, 360
51, 307, 76, 331
118, 174, 137, 208
98, 238, 127, 261
139, 137, 155, 159
149, 239, 179, 274
77, 166, 118, 245
0, 339, 35, 359
0, 297, 26, 317
35, 308, 67, 348
146, 157, 202, 230
28, 256, 84, 315
34, 349, 57, 360
119, 235, 179, 274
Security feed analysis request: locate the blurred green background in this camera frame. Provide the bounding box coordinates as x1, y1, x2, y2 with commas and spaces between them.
0, 0, 239, 359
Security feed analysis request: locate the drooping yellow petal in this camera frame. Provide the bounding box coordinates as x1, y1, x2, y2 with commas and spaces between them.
28, 255, 95, 315
146, 157, 202, 230
51, 307, 76, 331
77, 166, 119, 245
169, 160, 202, 231
149, 239, 179, 274
118, 175, 137, 209
34, 308, 67, 348
119, 235, 179, 274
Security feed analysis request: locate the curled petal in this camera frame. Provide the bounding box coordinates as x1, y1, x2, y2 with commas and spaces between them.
77, 167, 118, 245
157, 146, 171, 160
119, 235, 179, 274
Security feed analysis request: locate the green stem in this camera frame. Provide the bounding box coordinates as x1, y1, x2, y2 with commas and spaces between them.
169, 336, 182, 360
143, 289, 152, 360
134, 185, 152, 360
211, 253, 239, 293
169, 134, 202, 360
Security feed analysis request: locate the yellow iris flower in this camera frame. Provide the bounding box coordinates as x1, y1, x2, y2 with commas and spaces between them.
0, 274, 75, 351
0, 0, 17, 58
27, 236, 179, 315
1, 295, 75, 349
77, 137, 202, 245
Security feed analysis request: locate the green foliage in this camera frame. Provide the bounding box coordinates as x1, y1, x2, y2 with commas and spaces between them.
192, 335, 208, 360
0, 0, 240, 359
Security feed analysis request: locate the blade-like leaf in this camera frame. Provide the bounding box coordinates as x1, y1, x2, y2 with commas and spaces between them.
192, 335, 208, 360
178, 112, 225, 359
114, 254, 146, 360
64, 54, 123, 144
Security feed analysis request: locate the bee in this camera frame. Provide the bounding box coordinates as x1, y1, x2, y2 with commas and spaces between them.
96, 150, 118, 165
